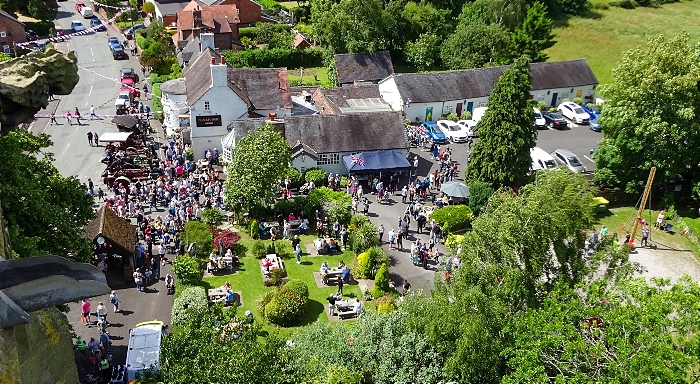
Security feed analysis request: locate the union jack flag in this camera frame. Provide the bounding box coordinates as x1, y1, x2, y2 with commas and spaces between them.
351, 155, 366, 166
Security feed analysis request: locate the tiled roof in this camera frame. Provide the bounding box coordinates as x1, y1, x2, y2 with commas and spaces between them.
177, 5, 240, 33
153, 0, 192, 15
84, 206, 137, 255
184, 47, 217, 105
0, 9, 22, 25
311, 85, 384, 114
334, 50, 394, 85
177, 35, 200, 66
160, 77, 187, 94
227, 112, 408, 154
386, 59, 598, 103
227, 67, 293, 110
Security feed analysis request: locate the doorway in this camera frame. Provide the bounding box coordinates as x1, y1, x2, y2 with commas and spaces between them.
550, 93, 558, 107
456, 103, 462, 117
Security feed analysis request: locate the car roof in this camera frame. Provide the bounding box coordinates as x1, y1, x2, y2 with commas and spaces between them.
121, 78, 134, 84
554, 148, 577, 157
560, 102, 580, 108
118, 91, 131, 97
421, 122, 437, 127
71, 20, 82, 23
436, 120, 457, 125
121, 68, 134, 73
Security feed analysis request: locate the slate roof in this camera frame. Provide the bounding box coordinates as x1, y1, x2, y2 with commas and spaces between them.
386, 59, 598, 103
227, 67, 293, 110
160, 77, 187, 95
184, 48, 218, 105
176, 34, 199, 66
153, 0, 191, 15
311, 85, 384, 114
334, 51, 395, 85
227, 112, 407, 154
84, 206, 137, 256
0, 9, 23, 25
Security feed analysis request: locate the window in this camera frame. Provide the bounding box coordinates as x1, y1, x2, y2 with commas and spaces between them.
0, 31, 6, 38
3, 45, 9, 54
204, 101, 210, 110
317, 153, 339, 165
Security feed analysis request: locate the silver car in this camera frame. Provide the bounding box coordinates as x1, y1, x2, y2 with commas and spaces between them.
551, 148, 586, 173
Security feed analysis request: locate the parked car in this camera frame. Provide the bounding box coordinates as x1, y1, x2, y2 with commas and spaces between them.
456, 119, 477, 137
26, 30, 39, 41
581, 103, 601, 119
420, 122, 448, 144
90, 18, 105, 31
108, 37, 120, 47
71, 20, 86, 32
80, 6, 94, 18
123, 24, 145, 39
120, 78, 140, 97
542, 111, 568, 129
165, 23, 178, 35
112, 46, 128, 60
75, 1, 85, 12
436, 120, 469, 143
589, 117, 601, 132
120, 67, 136, 80
530, 147, 558, 172
558, 102, 590, 124
533, 108, 546, 129
551, 149, 586, 173
115, 91, 132, 108
472, 107, 488, 123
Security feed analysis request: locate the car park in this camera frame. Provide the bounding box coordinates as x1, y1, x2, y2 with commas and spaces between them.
589, 117, 601, 132
436, 120, 469, 143
71, 20, 86, 32
456, 120, 477, 137
420, 122, 448, 144
90, 18, 105, 31
581, 103, 601, 119
533, 108, 546, 129
542, 111, 568, 129
558, 102, 590, 124
551, 148, 587, 173
112, 46, 128, 60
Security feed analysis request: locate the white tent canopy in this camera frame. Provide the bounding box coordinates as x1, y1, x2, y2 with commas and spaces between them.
99, 132, 133, 142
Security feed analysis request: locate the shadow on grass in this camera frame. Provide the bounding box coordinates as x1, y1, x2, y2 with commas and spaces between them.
297, 299, 325, 326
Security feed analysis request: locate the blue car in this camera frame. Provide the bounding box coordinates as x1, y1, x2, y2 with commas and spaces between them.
581, 103, 601, 119
589, 117, 601, 132
90, 18, 105, 31
420, 122, 448, 144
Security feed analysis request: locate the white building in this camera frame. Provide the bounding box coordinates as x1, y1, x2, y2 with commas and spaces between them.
378, 59, 598, 123
158, 77, 187, 135
183, 33, 293, 159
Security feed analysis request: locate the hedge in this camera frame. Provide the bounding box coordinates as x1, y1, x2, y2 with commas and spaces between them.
222, 47, 325, 69
304, 168, 328, 186
429, 205, 473, 233
264, 279, 309, 326
171, 286, 208, 326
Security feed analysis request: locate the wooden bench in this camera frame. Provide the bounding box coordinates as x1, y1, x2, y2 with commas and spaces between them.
338, 310, 358, 319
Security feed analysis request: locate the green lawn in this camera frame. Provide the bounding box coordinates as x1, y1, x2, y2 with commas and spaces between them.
194, 232, 361, 335
545, 0, 700, 86
278, 1, 300, 9
287, 67, 328, 86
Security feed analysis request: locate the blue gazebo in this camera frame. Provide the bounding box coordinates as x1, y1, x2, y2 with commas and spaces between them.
342, 150, 412, 174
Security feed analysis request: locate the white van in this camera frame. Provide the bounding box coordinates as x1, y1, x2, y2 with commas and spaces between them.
472, 107, 488, 123
81, 6, 94, 18
530, 147, 557, 172
126, 320, 164, 381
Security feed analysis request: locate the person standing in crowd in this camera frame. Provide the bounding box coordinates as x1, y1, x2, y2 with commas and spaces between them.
378, 224, 384, 244
403, 279, 411, 296
94, 132, 99, 146
87, 131, 93, 146
109, 291, 121, 313
96, 301, 108, 325
81, 298, 91, 325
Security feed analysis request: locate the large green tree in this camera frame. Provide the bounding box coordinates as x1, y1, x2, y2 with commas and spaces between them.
0, 130, 94, 260
510, 2, 555, 62
503, 276, 700, 383
465, 56, 536, 189
26, 0, 57, 21
594, 33, 700, 194
405, 33, 441, 71
311, 0, 389, 53
224, 124, 290, 217
440, 21, 510, 69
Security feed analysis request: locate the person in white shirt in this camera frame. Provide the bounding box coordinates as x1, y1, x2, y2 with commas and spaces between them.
353, 299, 364, 314
96, 302, 108, 325
89, 105, 97, 120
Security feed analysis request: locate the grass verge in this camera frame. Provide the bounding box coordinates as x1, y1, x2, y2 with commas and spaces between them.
545, 0, 700, 86
287, 66, 328, 86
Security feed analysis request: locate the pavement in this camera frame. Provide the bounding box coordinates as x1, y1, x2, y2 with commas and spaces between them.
35, 2, 174, 381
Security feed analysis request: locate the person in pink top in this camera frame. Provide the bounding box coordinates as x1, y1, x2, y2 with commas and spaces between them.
81, 298, 91, 326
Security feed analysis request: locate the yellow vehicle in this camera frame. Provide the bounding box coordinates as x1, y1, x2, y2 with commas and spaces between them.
165, 23, 177, 35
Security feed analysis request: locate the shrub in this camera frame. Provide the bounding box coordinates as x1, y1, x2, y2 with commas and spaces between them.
183, 221, 213, 258
201, 208, 225, 228
211, 230, 240, 251
252, 240, 267, 258
249, 219, 259, 239
305, 168, 328, 186
172, 255, 202, 286
445, 234, 465, 254
573, 97, 583, 105
328, 200, 352, 227
150, 72, 170, 84
350, 222, 379, 255
264, 268, 288, 287
286, 167, 303, 187
322, 365, 362, 384
257, 290, 276, 317
468, 181, 494, 215
222, 47, 326, 69
610, 0, 637, 8
349, 213, 370, 230
536, 101, 547, 111
460, 111, 472, 120
171, 286, 208, 325
264, 279, 309, 326
356, 246, 389, 279
274, 241, 292, 259
430, 205, 474, 233
371, 263, 390, 298
375, 295, 397, 314
446, 112, 459, 122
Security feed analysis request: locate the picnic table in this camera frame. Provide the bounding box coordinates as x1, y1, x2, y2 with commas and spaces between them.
289, 219, 308, 228
261, 254, 285, 276
261, 221, 279, 229
208, 288, 227, 303
321, 268, 343, 285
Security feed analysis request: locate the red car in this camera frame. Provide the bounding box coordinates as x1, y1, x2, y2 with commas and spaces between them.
120, 78, 140, 97
75, 1, 85, 11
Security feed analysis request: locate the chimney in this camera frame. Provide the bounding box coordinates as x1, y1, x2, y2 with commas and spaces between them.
267, 113, 277, 120
210, 54, 228, 88
221, 56, 226, 65
193, 8, 202, 29
267, 118, 285, 138
201, 33, 215, 52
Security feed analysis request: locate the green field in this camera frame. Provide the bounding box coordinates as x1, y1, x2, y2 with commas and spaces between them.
287, 66, 328, 85
545, 0, 700, 86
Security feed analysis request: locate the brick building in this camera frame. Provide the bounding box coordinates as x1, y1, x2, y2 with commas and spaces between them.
0, 10, 26, 54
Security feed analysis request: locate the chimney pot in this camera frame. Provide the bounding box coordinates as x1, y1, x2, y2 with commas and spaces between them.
221, 57, 226, 65
211, 57, 216, 65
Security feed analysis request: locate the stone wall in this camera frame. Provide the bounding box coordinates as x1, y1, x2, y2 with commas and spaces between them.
0, 203, 79, 384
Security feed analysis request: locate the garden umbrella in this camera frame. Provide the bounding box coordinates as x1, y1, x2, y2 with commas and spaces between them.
440, 181, 470, 198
